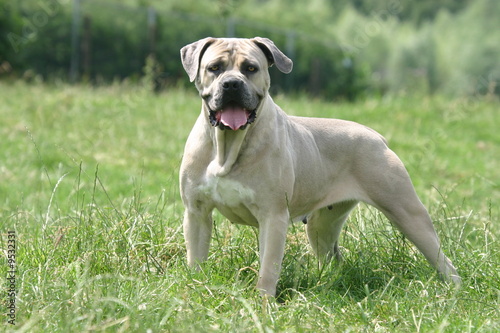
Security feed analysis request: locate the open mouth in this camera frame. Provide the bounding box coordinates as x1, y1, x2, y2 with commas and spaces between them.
209, 105, 257, 130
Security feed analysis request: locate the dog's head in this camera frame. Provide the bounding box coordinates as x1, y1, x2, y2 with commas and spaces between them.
181, 37, 293, 130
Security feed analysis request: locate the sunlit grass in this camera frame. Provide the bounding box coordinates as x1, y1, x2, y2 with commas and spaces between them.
0, 81, 498, 332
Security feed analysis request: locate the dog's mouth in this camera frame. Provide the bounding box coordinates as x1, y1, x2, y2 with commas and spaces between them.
209, 104, 257, 130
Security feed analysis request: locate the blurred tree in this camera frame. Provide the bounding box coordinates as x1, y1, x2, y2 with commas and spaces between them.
0, 0, 23, 72
0, 0, 496, 98
348, 0, 473, 25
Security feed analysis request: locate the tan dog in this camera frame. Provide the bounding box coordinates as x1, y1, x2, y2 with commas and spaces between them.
179, 37, 460, 296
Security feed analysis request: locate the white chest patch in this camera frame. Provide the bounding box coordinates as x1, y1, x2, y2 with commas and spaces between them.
199, 175, 255, 207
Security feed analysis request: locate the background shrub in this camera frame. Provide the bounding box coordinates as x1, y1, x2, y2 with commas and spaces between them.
1, 0, 498, 98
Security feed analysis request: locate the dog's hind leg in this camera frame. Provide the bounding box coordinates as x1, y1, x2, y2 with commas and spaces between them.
377, 198, 460, 283
360, 149, 461, 284
306, 201, 358, 263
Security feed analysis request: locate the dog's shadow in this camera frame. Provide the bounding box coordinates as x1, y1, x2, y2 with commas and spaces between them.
276, 249, 422, 303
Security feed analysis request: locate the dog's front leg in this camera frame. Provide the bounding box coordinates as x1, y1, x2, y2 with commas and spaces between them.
183, 208, 213, 269
256, 212, 289, 296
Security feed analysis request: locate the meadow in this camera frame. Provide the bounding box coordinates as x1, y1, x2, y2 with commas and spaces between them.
1, 80, 499, 332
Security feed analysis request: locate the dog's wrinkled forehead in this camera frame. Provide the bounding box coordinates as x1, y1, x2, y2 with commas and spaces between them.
201, 39, 268, 70
180, 37, 293, 82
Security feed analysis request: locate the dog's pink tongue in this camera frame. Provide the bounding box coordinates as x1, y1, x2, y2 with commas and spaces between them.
220, 107, 248, 130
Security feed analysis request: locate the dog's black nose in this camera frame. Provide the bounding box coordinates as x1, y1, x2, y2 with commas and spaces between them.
222, 79, 242, 91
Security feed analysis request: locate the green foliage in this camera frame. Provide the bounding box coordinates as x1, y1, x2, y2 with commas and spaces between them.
432, 0, 500, 96
1, 0, 499, 98
0, 0, 23, 68
0, 82, 499, 331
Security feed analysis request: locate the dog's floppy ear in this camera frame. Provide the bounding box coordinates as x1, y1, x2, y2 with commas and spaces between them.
252, 37, 293, 74
180, 37, 216, 82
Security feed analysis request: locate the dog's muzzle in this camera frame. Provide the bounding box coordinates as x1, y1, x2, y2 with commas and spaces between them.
207, 79, 258, 131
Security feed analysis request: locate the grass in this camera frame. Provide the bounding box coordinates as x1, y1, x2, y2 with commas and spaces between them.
0, 80, 499, 332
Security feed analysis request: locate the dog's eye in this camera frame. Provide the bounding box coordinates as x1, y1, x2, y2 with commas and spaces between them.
208, 65, 220, 72
247, 66, 258, 73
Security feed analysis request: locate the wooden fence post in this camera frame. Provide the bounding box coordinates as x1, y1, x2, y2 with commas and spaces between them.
148, 7, 157, 58
69, 0, 81, 82
82, 15, 91, 80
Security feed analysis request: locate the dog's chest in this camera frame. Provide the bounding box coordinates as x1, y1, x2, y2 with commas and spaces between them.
197, 174, 258, 226
199, 175, 255, 207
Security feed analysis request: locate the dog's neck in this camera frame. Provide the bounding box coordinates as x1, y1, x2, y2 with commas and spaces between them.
206, 127, 248, 177
206, 96, 273, 177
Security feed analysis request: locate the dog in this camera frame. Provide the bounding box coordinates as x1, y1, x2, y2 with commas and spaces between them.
179, 37, 460, 296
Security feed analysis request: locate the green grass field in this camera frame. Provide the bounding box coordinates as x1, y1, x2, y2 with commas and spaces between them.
1, 81, 499, 332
